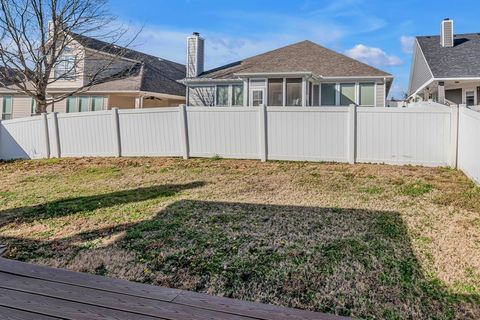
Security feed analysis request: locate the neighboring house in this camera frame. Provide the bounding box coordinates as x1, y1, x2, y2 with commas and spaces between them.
0, 33, 186, 120
408, 18, 480, 107
182, 33, 393, 108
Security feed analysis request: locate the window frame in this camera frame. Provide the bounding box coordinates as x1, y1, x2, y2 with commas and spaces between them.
54, 47, 76, 81
359, 82, 375, 107
1, 96, 13, 120
267, 78, 284, 106
66, 96, 105, 113
320, 83, 337, 106
216, 85, 230, 106
285, 78, 303, 107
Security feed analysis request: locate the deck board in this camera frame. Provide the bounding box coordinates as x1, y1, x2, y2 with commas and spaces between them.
0, 258, 349, 320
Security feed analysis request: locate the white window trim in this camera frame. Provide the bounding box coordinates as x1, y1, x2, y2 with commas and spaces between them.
358, 82, 376, 107
66, 96, 105, 113
1, 96, 13, 120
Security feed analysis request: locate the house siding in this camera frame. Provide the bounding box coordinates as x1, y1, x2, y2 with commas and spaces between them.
409, 40, 433, 95
11, 96, 32, 119
188, 86, 215, 106
376, 82, 385, 107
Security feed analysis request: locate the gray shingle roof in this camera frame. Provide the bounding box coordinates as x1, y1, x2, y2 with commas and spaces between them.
198, 40, 392, 79
417, 33, 480, 78
72, 33, 186, 96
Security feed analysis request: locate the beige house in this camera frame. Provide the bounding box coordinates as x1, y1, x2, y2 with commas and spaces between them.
408, 19, 480, 107
0, 34, 185, 120
182, 33, 393, 108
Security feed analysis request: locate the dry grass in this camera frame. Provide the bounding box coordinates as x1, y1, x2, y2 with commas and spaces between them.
0, 157, 479, 319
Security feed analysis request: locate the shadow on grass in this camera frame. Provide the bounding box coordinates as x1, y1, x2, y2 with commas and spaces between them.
0, 182, 205, 227
1, 199, 479, 319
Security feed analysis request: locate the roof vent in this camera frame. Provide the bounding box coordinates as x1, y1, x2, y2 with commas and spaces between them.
441, 18, 454, 47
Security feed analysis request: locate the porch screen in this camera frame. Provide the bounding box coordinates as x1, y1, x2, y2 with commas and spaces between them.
340, 83, 355, 106
268, 79, 283, 106
321, 83, 336, 106
286, 78, 302, 106
216, 85, 229, 106
232, 85, 244, 106
359, 83, 375, 106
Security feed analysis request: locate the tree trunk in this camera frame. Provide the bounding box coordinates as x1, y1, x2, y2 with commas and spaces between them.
37, 100, 48, 114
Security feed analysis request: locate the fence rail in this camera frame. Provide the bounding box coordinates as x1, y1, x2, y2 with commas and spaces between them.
1, 104, 478, 184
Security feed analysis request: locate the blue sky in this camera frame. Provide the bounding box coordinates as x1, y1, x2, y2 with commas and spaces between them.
109, 0, 480, 98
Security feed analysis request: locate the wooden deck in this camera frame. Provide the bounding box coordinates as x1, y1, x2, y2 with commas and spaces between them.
0, 257, 348, 320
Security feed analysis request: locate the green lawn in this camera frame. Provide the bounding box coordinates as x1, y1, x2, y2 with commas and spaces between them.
0, 157, 479, 319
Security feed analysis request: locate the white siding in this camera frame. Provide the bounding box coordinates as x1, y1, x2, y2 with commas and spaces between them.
408, 40, 434, 95
11, 96, 32, 119
187, 107, 259, 159
267, 107, 349, 162
458, 107, 480, 184
356, 106, 452, 166
375, 82, 385, 107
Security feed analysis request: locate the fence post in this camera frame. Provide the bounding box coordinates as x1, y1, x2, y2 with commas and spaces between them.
347, 104, 357, 164
178, 104, 189, 159
52, 112, 61, 158
450, 105, 461, 168
42, 113, 51, 159
111, 108, 121, 157
258, 104, 267, 162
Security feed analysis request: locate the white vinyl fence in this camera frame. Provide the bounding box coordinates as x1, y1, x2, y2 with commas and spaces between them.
458, 106, 480, 184
1, 103, 477, 183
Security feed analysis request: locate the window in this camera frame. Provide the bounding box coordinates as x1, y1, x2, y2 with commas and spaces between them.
321, 83, 336, 106
66, 96, 105, 113
91, 97, 104, 111
78, 97, 89, 112
216, 85, 229, 106
232, 85, 244, 106
31, 99, 37, 115
359, 83, 375, 107
466, 91, 475, 107
54, 47, 76, 80
66, 97, 77, 113
286, 78, 302, 106
340, 83, 355, 106
189, 86, 215, 106
268, 79, 283, 106
312, 84, 319, 106
1, 96, 12, 120
251, 89, 264, 106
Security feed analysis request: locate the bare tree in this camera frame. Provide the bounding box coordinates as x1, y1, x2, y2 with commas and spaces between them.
0, 0, 139, 113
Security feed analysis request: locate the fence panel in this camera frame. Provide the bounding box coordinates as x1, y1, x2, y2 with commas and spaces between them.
56, 111, 116, 157
186, 107, 259, 159
267, 107, 350, 162
458, 107, 480, 184
118, 108, 182, 157
356, 107, 452, 166
0, 117, 46, 159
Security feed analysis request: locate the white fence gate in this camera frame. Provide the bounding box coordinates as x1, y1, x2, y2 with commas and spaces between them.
0, 104, 478, 184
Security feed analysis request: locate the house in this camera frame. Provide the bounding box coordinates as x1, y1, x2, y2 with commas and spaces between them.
408, 18, 480, 107
182, 33, 393, 107
0, 33, 186, 120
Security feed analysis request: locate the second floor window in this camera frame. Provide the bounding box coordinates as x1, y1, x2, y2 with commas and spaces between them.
55, 48, 76, 80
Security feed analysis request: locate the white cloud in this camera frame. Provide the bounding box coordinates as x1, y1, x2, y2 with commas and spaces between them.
400, 36, 415, 54
345, 44, 402, 67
